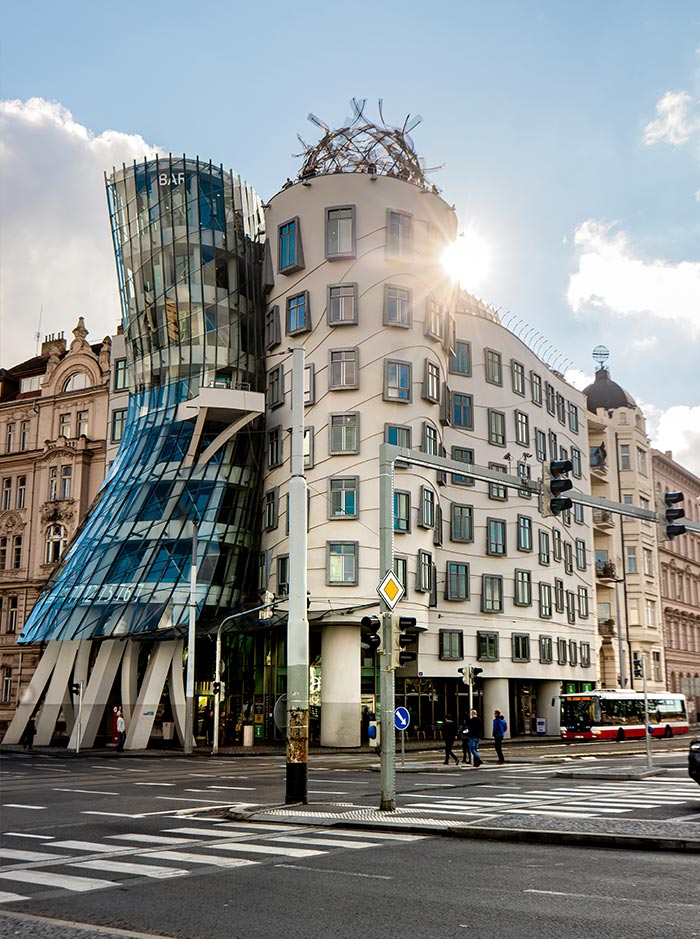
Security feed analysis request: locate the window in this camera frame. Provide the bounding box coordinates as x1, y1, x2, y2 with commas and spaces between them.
440, 629, 464, 659
450, 340, 471, 376
77, 410, 88, 437
487, 518, 506, 556
488, 462, 508, 501
578, 586, 589, 618
552, 528, 562, 561
482, 574, 504, 612
452, 392, 473, 429
279, 218, 303, 272
63, 372, 89, 392
477, 630, 499, 660
422, 424, 438, 455
20, 375, 41, 393
48, 466, 58, 501
11, 535, 22, 569
531, 372, 542, 406
114, 358, 128, 390
394, 491, 411, 532
267, 426, 282, 468
420, 487, 435, 528
16, 476, 26, 510
60, 466, 72, 500
20, 421, 30, 451
575, 539, 586, 570
488, 410, 506, 446
539, 635, 553, 663
417, 550, 433, 592
426, 298, 444, 341
557, 638, 568, 665
563, 541, 573, 574
566, 592, 576, 625
446, 562, 470, 600
387, 210, 413, 257
329, 477, 358, 518
45, 523, 67, 563
549, 430, 557, 462
394, 556, 408, 596
5, 423, 15, 454
539, 582, 552, 618
580, 642, 591, 668
535, 429, 547, 462
514, 570, 532, 607
645, 599, 656, 628
286, 291, 309, 334
517, 461, 532, 498
423, 361, 440, 403
328, 284, 357, 325
329, 413, 359, 453
277, 555, 290, 597
452, 446, 475, 485
451, 503, 473, 542
517, 515, 533, 551
556, 392, 566, 424
512, 633, 530, 661
554, 578, 564, 613
515, 410, 529, 446
1, 667, 11, 704
1, 479, 10, 511
485, 349, 502, 385
568, 402, 579, 433
267, 365, 284, 409
574, 502, 584, 524
303, 427, 314, 469
384, 286, 412, 327
626, 546, 637, 574
384, 360, 412, 402
329, 349, 359, 389
511, 360, 526, 396
643, 548, 653, 577
327, 542, 358, 584
59, 413, 71, 437
264, 489, 278, 530
619, 444, 630, 470
539, 530, 550, 565
571, 447, 582, 478
257, 552, 269, 592
304, 364, 315, 405
545, 382, 555, 415
265, 306, 281, 349
326, 206, 355, 258
637, 448, 647, 476
386, 424, 411, 448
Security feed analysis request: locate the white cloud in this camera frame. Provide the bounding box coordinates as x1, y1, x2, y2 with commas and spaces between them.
566, 220, 700, 335
630, 336, 657, 351
564, 367, 594, 392
641, 402, 700, 478
0, 98, 161, 365
644, 90, 700, 146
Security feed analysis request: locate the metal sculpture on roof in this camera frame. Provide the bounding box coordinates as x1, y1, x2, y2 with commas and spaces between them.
294, 98, 443, 189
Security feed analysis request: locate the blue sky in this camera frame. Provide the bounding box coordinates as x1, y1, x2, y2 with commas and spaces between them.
2, 1, 699, 470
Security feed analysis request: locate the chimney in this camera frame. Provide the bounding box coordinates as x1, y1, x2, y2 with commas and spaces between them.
41, 332, 67, 357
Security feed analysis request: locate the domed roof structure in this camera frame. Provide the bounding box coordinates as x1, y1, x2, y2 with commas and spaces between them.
583, 367, 637, 413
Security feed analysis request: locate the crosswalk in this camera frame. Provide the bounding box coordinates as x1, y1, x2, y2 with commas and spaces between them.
405, 779, 700, 819
0, 820, 424, 904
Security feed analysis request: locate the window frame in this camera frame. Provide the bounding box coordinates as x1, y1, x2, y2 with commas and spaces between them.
325, 205, 356, 259
445, 561, 470, 601
329, 412, 359, 455
383, 285, 412, 327
327, 283, 358, 326
328, 347, 359, 390
278, 217, 304, 273
383, 359, 412, 403
327, 541, 359, 586
328, 476, 359, 519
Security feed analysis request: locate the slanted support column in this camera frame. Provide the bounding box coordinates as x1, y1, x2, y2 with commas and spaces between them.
35, 641, 81, 746
125, 640, 179, 750
3, 642, 62, 744
68, 640, 126, 750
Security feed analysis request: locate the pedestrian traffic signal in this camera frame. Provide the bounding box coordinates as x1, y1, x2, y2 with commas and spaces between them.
394, 615, 418, 667
541, 460, 573, 517
457, 667, 469, 684
70, 682, 81, 695
657, 491, 686, 541
633, 656, 644, 679
471, 667, 484, 681
213, 682, 221, 696
361, 615, 381, 652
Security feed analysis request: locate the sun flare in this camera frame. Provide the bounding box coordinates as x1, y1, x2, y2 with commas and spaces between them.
442, 229, 493, 292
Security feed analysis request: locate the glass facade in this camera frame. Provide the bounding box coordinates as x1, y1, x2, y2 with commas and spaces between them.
20, 157, 266, 644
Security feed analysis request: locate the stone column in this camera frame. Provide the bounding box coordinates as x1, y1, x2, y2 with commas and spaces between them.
536, 680, 562, 737
320, 624, 361, 747
482, 677, 510, 739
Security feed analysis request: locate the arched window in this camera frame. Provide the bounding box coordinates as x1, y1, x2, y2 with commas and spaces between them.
63, 372, 89, 393
45, 524, 67, 564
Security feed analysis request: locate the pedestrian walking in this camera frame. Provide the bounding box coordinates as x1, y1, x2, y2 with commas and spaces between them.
467, 709, 483, 767
116, 707, 126, 752
492, 709, 507, 764
459, 715, 471, 764
21, 717, 37, 750
442, 714, 460, 765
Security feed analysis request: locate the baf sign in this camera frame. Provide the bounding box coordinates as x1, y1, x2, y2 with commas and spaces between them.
159, 172, 186, 187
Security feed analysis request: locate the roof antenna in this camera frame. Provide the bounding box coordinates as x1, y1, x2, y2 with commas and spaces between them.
35, 304, 43, 356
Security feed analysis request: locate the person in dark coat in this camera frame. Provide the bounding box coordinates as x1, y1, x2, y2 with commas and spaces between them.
492, 709, 507, 764
459, 716, 471, 764
21, 717, 37, 750
467, 709, 484, 767
442, 714, 460, 765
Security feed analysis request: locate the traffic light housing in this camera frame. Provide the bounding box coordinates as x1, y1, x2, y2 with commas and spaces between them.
541, 460, 573, 517
213, 682, 221, 696
657, 491, 686, 541
361, 615, 381, 653
633, 656, 644, 679
70, 682, 81, 695
471, 667, 484, 681
457, 666, 484, 683
458, 667, 469, 684
394, 615, 418, 667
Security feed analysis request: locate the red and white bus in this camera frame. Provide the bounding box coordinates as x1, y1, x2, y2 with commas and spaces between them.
560, 690, 689, 741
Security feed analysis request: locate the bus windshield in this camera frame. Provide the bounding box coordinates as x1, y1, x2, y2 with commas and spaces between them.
561, 696, 598, 732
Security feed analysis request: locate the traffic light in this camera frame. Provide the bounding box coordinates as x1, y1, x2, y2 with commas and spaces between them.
633, 656, 644, 679
457, 666, 484, 683
541, 460, 573, 517
70, 682, 81, 695
361, 615, 381, 652
394, 615, 418, 667
471, 666, 484, 681
457, 667, 469, 684
213, 682, 221, 696
657, 491, 686, 541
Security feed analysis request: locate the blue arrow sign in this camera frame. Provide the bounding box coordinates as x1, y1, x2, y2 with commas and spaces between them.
394, 706, 411, 731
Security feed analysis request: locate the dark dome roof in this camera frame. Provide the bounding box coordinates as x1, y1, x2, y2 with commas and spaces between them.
583, 368, 637, 413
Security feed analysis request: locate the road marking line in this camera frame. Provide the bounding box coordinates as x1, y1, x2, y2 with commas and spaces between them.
48, 840, 123, 852
314, 830, 426, 841
0, 870, 115, 892
53, 788, 120, 796
164, 827, 251, 839
0, 890, 30, 902
3, 804, 46, 810
275, 863, 392, 879
269, 836, 379, 849
71, 859, 189, 879
134, 782, 175, 787
503, 809, 598, 818
146, 851, 256, 868
0, 847, 65, 862
4, 832, 54, 840
108, 834, 193, 845
205, 786, 256, 791
213, 842, 326, 858
155, 797, 235, 804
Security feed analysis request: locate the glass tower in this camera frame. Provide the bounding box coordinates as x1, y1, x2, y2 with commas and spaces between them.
20, 156, 266, 644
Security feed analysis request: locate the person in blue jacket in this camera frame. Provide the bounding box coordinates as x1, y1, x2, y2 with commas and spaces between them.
492, 709, 507, 764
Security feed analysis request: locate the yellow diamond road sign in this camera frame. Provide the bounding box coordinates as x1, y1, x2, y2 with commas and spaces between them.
377, 570, 404, 609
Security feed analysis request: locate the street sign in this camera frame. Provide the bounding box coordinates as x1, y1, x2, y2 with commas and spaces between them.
377, 570, 404, 609
394, 706, 410, 731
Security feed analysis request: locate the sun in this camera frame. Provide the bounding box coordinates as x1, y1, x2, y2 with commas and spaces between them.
442, 229, 493, 292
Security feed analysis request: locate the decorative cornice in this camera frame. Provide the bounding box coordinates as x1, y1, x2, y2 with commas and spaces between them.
0, 511, 25, 535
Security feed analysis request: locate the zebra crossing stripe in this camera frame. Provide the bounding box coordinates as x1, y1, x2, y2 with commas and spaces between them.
213, 842, 326, 858
268, 835, 380, 849
0, 848, 64, 862
47, 840, 122, 853
71, 859, 189, 879
0, 890, 30, 903
145, 850, 256, 868
108, 833, 192, 845
0, 870, 115, 892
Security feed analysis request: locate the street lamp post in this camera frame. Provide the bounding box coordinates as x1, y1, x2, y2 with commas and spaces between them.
183, 518, 199, 755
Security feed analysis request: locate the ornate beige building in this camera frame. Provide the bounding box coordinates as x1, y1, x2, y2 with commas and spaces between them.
0, 319, 112, 734
652, 448, 700, 721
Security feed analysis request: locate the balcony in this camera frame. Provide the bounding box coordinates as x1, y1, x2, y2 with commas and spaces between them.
598, 618, 615, 638
595, 560, 618, 581
593, 508, 615, 530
